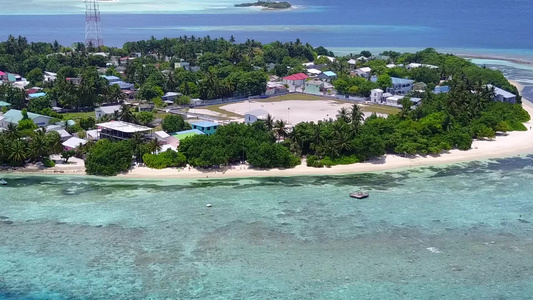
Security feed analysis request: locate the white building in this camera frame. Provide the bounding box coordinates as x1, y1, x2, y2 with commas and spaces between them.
245, 109, 269, 124
370, 89, 393, 104
487, 85, 517, 104
388, 77, 415, 95
174, 59, 190, 70
95, 105, 121, 120
62, 137, 88, 150
282, 73, 308, 91
44, 71, 57, 82
354, 67, 372, 79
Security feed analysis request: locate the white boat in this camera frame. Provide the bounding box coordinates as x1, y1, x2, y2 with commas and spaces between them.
0, 179, 7, 185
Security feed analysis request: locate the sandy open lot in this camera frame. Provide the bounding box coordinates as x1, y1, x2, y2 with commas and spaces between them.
220, 100, 382, 124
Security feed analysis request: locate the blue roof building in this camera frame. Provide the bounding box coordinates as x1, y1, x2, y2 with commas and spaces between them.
433, 86, 450, 94
191, 121, 219, 135
113, 81, 134, 90
317, 71, 338, 82
388, 77, 415, 95
28, 92, 46, 99
102, 75, 122, 83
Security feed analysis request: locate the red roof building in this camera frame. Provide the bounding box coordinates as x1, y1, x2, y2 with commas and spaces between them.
283, 73, 308, 81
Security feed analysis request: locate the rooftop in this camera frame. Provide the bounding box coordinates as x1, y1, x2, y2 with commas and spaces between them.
2, 109, 52, 124
283, 73, 308, 81
391, 77, 415, 85
322, 71, 337, 77
96, 121, 152, 133
97, 105, 121, 114
306, 79, 324, 86
487, 84, 516, 98
171, 129, 205, 140
102, 75, 121, 81
62, 137, 88, 149
192, 121, 219, 128
356, 67, 372, 73
0, 101, 11, 107
28, 92, 46, 98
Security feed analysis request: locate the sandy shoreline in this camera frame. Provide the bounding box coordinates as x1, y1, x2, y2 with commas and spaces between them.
3, 82, 532, 180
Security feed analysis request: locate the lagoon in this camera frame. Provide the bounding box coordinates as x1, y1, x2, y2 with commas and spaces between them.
1, 157, 533, 299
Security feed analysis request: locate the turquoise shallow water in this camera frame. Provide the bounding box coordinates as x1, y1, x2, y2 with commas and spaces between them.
1, 156, 533, 299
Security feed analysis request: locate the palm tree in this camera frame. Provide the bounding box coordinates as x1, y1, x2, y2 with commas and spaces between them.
99, 114, 111, 122
264, 114, 275, 131
5, 123, 19, 140
9, 140, 28, 164
274, 120, 287, 141
119, 104, 136, 123
0, 135, 9, 161
46, 132, 64, 154
29, 132, 49, 161
350, 104, 365, 134
333, 131, 352, 155
129, 132, 145, 162
336, 107, 350, 123
146, 139, 162, 154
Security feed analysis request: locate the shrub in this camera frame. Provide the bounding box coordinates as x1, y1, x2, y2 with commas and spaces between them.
85, 140, 133, 176
143, 149, 187, 169
42, 158, 55, 168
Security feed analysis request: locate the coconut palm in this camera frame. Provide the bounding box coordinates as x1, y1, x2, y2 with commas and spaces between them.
129, 132, 145, 162
5, 123, 19, 140
46, 131, 64, 154
336, 107, 350, 123
29, 132, 49, 161
119, 104, 136, 123
146, 139, 162, 154
350, 104, 365, 134
9, 140, 28, 164
274, 120, 287, 141
264, 114, 275, 131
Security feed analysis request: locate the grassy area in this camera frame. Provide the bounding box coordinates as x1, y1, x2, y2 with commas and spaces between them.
60, 111, 95, 120
195, 104, 243, 120
360, 104, 400, 115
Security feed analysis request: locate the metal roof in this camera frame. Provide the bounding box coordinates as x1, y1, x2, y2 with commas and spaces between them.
97, 105, 121, 114
283, 73, 308, 81
96, 121, 152, 133
62, 137, 88, 149
192, 121, 219, 128
391, 77, 415, 85
2, 109, 52, 124
487, 84, 516, 98
171, 129, 205, 140
322, 71, 337, 77
28, 92, 46, 98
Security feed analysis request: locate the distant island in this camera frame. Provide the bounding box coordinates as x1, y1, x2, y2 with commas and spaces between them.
235, 1, 292, 9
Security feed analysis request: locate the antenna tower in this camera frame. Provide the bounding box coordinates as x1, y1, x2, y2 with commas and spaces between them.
85, 0, 103, 47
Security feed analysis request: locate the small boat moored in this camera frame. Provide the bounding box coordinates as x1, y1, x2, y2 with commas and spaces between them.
0, 179, 7, 186
350, 191, 368, 199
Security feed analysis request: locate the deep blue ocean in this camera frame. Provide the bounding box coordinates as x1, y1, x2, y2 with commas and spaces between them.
1, 0, 533, 61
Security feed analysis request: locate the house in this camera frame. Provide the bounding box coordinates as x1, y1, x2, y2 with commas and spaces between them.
433, 86, 450, 94
487, 85, 516, 104
413, 82, 427, 91
0, 71, 6, 81
8, 73, 29, 88
96, 121, 152, 140
386, 64, 396, 69
0, 101, 11, 108
306, 68, 322, 77
86, 129, 101, 140
354, 67, 372, 79
62, 137, 88, 150
304, 80, 325, 96
102, 75, 122, 84
370, 89, 393, 104
265, 82, 288, 96
384, 95, 421, 108
385, 95, 405, 107
191, 121, 219, 135
374, 55, 390, 61
0, 109, 53, 128
174, 59, 190, 70
137, 103, 154, 112
317, 55, 336, 63
66, 77, 81, 85
244, 109, 269, 124
113, 81, 134, 90
162, 92, 181, 102
388, 77, 415, 95
348, 59, 357, 69
44, 71, 57, 82
95, 105, 121, 120
282, 73, 308, 91
154, 130, 179, 149
406, 63, 439, 69
317, 71, 337, 82
28, 92, 46, 100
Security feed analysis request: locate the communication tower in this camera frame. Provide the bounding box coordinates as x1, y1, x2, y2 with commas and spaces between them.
85, 0, 103, 47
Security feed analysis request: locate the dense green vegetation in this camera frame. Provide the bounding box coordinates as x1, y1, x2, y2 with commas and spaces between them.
235, 1, 291, 9
143, 150, 187, 169
0, 36, 529, 174
179, 122, 300, 168
0, 111, 63, 167
85, 139, 133, 176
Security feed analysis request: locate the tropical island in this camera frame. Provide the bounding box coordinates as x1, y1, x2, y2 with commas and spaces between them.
235, 1, 292, 9
0, 35, 530, 177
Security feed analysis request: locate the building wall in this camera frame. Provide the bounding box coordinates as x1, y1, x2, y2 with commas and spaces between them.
305, 84, 323, 95
33, 116, 52, 127
370, 90, 383, 103
244, 114, 259, 124
193, 125, 218, 135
